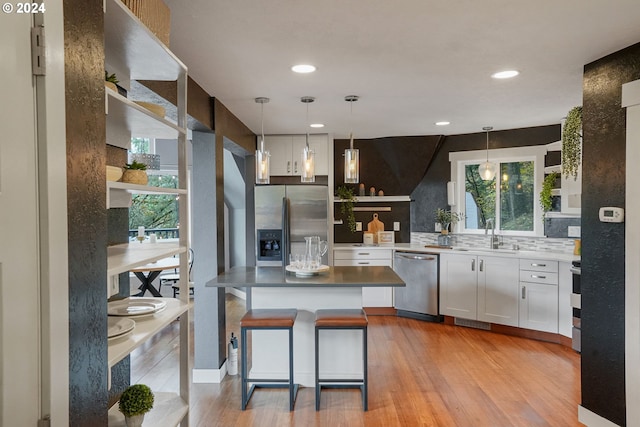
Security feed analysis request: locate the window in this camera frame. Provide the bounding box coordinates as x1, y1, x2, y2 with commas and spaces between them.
450, 146, 546, 236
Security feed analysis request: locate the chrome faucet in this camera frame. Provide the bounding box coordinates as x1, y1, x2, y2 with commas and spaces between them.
485, 218, 500, 249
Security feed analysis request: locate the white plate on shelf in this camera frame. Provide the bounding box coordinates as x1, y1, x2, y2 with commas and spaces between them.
107, 317, 135, 339
107, 298, 166, 317
285, 264, 330, 277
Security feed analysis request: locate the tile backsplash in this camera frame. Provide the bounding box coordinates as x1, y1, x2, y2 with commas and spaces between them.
411, 232, 576, 253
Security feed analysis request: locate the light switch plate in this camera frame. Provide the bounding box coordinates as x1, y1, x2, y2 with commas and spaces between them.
567, 226, 581, 237
393, 221, 400, 231
356, 222, 363, 231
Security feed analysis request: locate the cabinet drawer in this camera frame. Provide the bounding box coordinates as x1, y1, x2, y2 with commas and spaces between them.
519, 258, 558, 273
333, 249, 393, 261
519, 270, 558, 285
334, 259, 391, 267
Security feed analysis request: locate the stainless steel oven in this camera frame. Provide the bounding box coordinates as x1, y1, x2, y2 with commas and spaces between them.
570, 260, 581, 352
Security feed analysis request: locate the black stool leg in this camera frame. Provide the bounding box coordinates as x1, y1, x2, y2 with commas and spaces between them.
315, 326, 320, 411
363, 326, 368, 411
241, 326, 248, 410
289, 326, 295, 411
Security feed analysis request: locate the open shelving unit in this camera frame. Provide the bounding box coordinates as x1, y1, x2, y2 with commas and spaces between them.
104, 0, 191, 424
334, 195, 412, 203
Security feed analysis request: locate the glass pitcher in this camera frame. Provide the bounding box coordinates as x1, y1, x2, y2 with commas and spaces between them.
304, 236, 328, 269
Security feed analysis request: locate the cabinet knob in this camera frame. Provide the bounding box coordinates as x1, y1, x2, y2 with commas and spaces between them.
471, 259, 475, 271
479, 259, 484, 272
522, 286, 526, 299
287, 161, 291, 173
294, 161, 298, 173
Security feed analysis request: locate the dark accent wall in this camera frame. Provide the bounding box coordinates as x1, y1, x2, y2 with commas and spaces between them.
412, 126, 560, 231
334, 202, 411, 243
64, 0, 108, 424
581, 41, 640, 426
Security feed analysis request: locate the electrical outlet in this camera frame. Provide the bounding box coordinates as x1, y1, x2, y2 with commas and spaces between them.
435, 223, 442, 232
356, 222, 363, 231
568, 226, 581, 237
393, 222, 400, 231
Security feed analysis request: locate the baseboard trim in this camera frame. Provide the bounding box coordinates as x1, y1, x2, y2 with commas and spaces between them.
578, 405, 621, 427
193, 365, 226, 384
225, 287, 246, 299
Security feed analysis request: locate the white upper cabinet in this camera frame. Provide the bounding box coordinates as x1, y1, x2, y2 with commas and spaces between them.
263, 134, 329, 176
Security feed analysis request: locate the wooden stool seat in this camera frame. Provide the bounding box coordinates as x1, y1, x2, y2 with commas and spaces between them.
240, 309, 297, 328
240, 308, 299, 411
315, 308, 368, 411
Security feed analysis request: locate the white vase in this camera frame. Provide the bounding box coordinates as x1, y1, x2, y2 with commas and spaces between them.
125, 414, 145, 427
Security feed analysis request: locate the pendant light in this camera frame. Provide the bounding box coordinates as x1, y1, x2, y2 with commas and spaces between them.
344, 95, 359, 184
300, 96, 316, 183
478, 126, 497, 181
255, 97, 270, 184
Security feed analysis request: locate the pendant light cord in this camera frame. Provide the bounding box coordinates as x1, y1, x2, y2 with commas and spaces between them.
260, 101, 265, 152
483, 126, 493, 162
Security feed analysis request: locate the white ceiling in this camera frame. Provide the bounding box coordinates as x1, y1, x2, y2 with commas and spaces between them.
164, 0, 640, 139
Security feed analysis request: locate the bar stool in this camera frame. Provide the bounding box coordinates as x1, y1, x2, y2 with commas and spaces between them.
315, 308, 368, 411
240, 308, 299, 411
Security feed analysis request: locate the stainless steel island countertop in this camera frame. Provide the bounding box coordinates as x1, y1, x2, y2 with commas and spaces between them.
207, 265, 406, 288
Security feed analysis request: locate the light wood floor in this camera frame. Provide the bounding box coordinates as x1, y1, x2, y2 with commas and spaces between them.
130, 294, 582, 427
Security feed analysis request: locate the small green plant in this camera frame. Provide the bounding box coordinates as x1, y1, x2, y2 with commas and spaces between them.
124, 160, 148, 171
118, 384, 154, 417
540, 172, 558, 216
435, 208, 463, 233
105, 71, 119, 84
562, 106, 582, 180
336, 185, 357, 233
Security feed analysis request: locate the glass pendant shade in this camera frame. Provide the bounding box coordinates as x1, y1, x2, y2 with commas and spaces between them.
254, 97, 270, 184
300, 96, 316, 183
344, 95, 360, 184
344, 147, 359, 183
301, 144, 315, 182
255, 141, 270, 184
479, 126, 496, 181
478, 161, 497, 180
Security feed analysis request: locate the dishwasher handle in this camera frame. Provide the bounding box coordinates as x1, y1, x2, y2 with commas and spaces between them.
396, 253, 436, 261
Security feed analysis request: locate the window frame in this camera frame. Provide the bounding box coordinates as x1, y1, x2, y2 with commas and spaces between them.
449, 145, 547, 237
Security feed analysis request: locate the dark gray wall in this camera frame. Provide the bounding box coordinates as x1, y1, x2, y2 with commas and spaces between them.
581, 41, 640, 426
64, 0, 108, 423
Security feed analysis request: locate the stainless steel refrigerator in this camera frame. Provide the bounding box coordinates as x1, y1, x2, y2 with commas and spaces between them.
255, 185, 329, 266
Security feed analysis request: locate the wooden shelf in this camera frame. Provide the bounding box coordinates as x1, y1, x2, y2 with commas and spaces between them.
108, 392, 188, 427
108, 298, 190, 367
104, 0, 185, 81
107, 242, 186, 277
106, 89, 186, 139
334, 196, 412, 202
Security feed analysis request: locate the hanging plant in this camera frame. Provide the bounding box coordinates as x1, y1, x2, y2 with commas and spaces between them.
540, 172, 558, 217
562, 106, 582, 180
336, 185, 357, 233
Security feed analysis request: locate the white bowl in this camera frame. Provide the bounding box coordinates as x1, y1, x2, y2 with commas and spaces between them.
106, 165, 123, 182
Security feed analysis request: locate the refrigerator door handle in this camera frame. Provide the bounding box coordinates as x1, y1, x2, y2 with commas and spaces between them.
282, 197, 290, 263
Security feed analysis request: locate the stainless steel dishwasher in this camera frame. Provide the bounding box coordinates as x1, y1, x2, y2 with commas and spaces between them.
393, 251, 441, 322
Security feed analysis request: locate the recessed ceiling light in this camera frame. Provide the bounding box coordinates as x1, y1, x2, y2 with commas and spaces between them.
435, 121, 450, 126
492, 70, 519, 79
310, 123, 324, 128
291, 64, 316, 74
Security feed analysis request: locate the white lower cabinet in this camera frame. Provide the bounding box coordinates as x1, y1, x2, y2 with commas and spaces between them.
518, 258, 559, 333
440, 253, 519, 327
333, 248, 393, 307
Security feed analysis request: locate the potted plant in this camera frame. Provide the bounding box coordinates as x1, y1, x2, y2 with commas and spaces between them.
336, 185, 357, 233
435, 208, 463, 247
118, 384, 154, 427
562, 106, 582, 180
122, 160, 148, 185
105, 71, 119, 92
540, 171, 559, 218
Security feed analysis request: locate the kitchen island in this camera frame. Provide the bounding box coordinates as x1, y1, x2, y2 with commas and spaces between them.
208, 266, 405, 386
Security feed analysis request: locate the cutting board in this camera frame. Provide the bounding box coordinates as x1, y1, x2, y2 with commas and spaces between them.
367, 213, 384, 243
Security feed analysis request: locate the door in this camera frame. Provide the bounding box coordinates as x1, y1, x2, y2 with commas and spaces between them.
440, 253, 478, 319
519, 282, 559, 333
477, 256, 519, 326
0, 13, 42, 425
